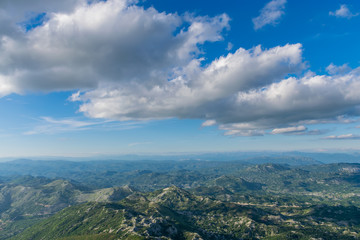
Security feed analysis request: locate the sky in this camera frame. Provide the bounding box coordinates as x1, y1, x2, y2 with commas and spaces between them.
0, 0, 360, 157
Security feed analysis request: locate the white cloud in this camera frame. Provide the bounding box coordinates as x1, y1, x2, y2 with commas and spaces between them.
41, 117, 95, 128
330, 4, 359, 19
0, 0, 81, 14
0, 0, 230, 94
74, 44, 303, 122
299, 116, 358, 125
326, 63, 351, 75
0, 0, 83, 38
72, 63, 360, 136
324, 134, 360, 140
23, 117, 103, 135
270, 125, 327, 136
218, 68, 360, 135
271, 126, 307, 134
252, 0, 287, 30
2, 0, 360, 138
202, 120, 216, 127
219, 123, 265, 137
0, 75, 17, 97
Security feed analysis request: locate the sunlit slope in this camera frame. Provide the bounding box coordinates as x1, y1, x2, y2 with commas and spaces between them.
13, 187, 360, 240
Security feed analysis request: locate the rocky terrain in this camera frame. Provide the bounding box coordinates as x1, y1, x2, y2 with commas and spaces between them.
0, 159, 359, 239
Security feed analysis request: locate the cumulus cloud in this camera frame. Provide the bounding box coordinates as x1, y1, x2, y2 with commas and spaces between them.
2, 0, 360, 137
324, 134, 360, 140
74, 43, 303, 122
0, 0, 80, 14
252, 0, 287, 30
200, 66, 360, 136
0, 0, 82, 36
0, 0, 230, 94
330, 4, 359, 19
75, 64, 360, 136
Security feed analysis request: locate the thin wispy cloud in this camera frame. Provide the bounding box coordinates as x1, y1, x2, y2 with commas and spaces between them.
299, 116, 358, 125
324, 134, 360, 140
326, 63, 351, 75
226, 42, 233, 51
329, 4, 359, 19
24, 117, 143, 135
270, 125, 329, 135
271, 126, 307, 135
201, 120, 217, 127
252, 0, 287, 30
41, 117, 96, 128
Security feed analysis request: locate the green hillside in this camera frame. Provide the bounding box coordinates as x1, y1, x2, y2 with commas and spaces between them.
1, 161, 360, 239
0, 177, 134, 239
13, 187, 360, 240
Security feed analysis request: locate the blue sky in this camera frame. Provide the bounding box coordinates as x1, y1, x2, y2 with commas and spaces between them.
0, 0, 360, 157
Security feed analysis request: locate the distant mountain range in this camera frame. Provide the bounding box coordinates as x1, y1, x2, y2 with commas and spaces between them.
0, 158, 360, 239
1, 151, 360, 163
